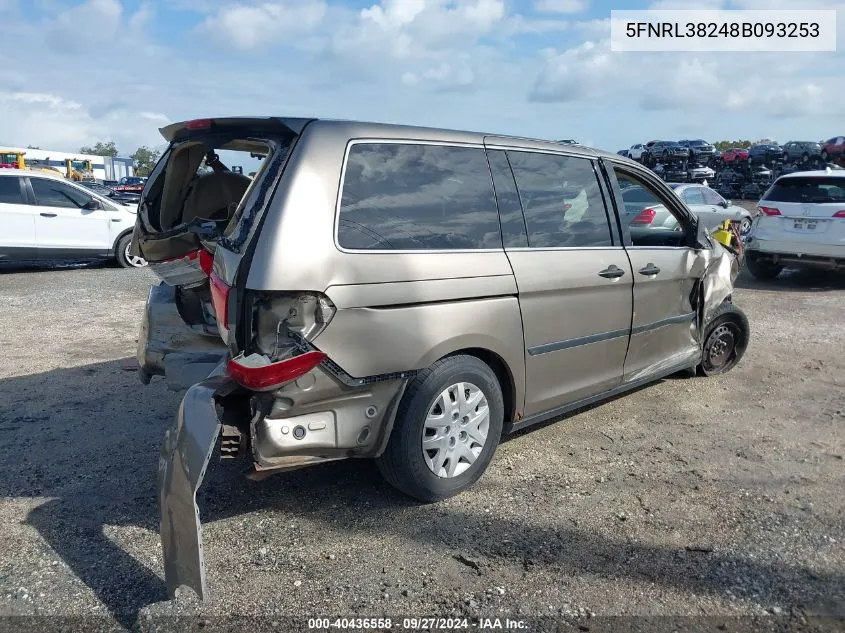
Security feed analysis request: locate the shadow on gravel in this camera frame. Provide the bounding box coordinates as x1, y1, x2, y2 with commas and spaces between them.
0, 359, 175, 628
0, 260, 109, 274
2, 359, 842, 626
735, 268, 845, 293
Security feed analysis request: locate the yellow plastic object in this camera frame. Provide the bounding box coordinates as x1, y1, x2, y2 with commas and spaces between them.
712, 220, 734, 249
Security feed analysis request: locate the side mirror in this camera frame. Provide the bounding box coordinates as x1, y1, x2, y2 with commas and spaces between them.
722, 199, 731, 208
82, 199, 102, 210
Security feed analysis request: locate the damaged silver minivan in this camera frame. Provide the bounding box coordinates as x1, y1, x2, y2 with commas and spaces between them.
131, 117, 749, 601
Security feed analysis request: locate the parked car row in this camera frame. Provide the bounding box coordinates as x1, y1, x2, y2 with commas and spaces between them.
619, 136, 845, 168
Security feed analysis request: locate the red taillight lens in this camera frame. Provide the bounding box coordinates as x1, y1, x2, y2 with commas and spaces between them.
758, 206, 781, 216
832, 210, 845, 218
209, 272, 230, 329
164, 249, 198, 263
186, 118, 212, 130
227, 351, 327, 391
198, 248, 214, 276
631, 207, 656, 225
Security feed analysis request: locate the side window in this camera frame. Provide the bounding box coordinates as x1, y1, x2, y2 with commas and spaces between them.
0, 177, 24, 204
486, 150, 527, 248
611, 167, 692, 247
31, 179, 91, 209
701, 187, 724, 205
506, 151, 612, 248
338, 143, 501, 250
681, 187, 706, 205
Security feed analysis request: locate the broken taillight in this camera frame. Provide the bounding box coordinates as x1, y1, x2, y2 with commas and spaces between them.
198, 248, 214, 276
209, 272, 230, 330
631, 207, 657, 225
227, 351, 327, 391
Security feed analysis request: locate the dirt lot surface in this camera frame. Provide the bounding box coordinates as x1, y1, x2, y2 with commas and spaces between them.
0, 261, 843, 632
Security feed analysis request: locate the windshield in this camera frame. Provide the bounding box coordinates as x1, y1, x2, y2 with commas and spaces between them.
764, 177, 845, 203
690, 140, 708, 146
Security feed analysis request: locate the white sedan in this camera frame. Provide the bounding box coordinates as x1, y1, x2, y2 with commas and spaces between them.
745, 169, 845, 279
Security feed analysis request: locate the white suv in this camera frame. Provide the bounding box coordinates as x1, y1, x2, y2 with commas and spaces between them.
0, 169, 146, 267
745, 169, 845, 279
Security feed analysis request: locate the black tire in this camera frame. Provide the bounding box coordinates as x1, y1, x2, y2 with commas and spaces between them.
376, 355, 504, 502
821, 150, 829, 162
115, 233, 146, 268
801, 152, 809, 163
697, 302, 750, 377
745, 256, 783, 280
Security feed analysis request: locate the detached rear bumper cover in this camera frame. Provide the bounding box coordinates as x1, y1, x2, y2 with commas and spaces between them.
137, 282, 228, 390
159, 374, 229, 601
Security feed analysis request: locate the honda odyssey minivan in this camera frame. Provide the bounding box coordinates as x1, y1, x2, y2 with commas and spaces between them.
131, 117, 748, 601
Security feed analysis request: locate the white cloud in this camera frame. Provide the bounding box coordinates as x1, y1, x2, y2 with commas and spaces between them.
198, 1, 328, 50
0, 0, 843, 156
48, 0, 123, 50
534, 0, 590, 13
530, 35, 843, 124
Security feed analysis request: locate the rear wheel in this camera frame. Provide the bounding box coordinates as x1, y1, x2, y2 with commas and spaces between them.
745, 256, 782, 280
698, 303, 749, 376
116, 234, 147, 268
821, 150, 829, 162
376, 355, 504, 502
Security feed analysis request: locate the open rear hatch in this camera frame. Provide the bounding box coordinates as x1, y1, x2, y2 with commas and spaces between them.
130, 117, 312, 287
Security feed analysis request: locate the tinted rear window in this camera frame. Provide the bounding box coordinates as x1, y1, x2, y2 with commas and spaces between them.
338, 143, 501, 250
0, 177, 23, 204
764, 177, 845, 203
506, 151, 612, 248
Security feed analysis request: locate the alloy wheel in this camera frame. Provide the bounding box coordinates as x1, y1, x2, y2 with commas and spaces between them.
124, 242, 147, 268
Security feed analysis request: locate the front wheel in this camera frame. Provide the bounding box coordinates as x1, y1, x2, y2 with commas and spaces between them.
376, 355, 504, 502
116, 234, 147, 268
698, 303, 750, 376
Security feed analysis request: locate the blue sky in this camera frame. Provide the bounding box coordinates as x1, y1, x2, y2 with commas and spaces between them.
0, 0, 842, 158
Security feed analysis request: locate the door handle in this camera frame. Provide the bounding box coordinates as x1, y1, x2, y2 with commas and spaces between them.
639, 263, 661, 276
39, 212, 57, 218
598, 265, 626, 279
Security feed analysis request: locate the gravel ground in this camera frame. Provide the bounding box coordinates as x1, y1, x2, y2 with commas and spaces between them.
0, 260, 843, 632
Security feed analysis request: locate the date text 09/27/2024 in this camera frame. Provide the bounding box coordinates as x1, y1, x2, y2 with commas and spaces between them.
307, 617, 528, 630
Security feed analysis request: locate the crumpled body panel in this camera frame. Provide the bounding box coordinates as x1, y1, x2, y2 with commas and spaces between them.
701, 241, 740, 324
158, 373, 229, 601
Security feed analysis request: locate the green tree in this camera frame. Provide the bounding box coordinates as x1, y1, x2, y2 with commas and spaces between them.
79, 141, 119, 157
713, 140, 752, 151
130, 146, 162, 177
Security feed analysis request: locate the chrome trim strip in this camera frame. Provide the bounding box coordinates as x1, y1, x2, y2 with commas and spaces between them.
528, 311, 697, 356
